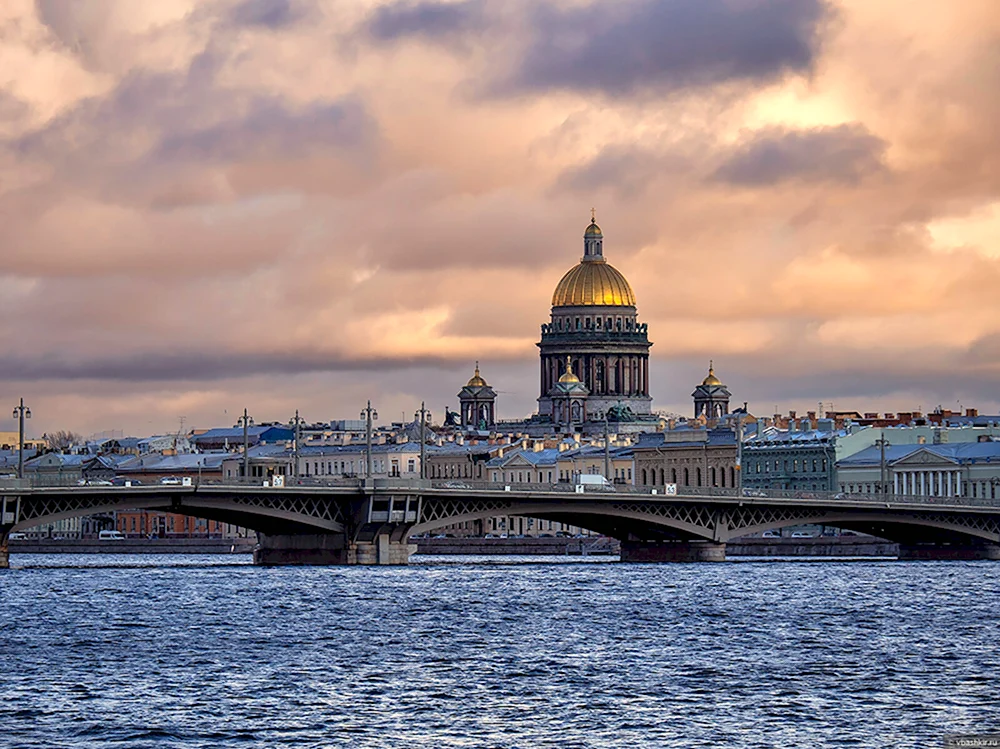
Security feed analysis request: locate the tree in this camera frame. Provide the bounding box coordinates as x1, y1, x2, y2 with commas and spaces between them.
44, 430, 84, 452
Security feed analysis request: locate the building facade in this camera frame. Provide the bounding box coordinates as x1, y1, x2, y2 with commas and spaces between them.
632, 428, 738, 489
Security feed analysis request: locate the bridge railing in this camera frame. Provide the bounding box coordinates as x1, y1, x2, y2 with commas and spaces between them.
5, 475, 1000, 511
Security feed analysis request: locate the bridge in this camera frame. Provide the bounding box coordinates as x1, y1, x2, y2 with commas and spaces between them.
3, 479, 1000, 567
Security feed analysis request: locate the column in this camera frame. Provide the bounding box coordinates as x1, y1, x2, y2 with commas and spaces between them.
644, 357, 649, 396
919, 472, 925, 496
947, 471, 953, 497
894, 473, 899, 495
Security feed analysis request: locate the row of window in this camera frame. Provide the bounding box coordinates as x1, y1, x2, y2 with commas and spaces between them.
639, 465, 736, 488
554, 316, 635, 332
751, 458, 828, 475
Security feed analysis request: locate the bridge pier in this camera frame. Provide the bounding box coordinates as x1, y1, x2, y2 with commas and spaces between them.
898, 543, 1000, 561
350, 535, 417, 565
253, 532, 416, 566
253, 533, 350, 566
0, 542, 8, 570
620, 540, 726, 563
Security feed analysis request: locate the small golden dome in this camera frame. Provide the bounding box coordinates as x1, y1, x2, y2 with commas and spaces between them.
584, 219, 602, 237
552, 261, 636, 307
466, 362, 488, 387
558, 356, 581, 383
702, 362, 722, 387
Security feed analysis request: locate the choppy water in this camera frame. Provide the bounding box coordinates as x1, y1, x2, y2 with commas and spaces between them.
1, 554, 998, 748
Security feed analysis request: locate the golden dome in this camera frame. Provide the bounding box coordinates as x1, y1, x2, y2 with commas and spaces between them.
558, 356, 581, 383
466, 362, 488, 387
702, 362, 722, 387
584, 219, 602, 237
552, 260, 636, 307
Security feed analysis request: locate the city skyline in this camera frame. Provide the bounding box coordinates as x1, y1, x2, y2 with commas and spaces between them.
2, 0, 999, 436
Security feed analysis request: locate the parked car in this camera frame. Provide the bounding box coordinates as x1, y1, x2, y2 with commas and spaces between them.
791, 532, 814, 538
77, 479, 113, 486
442, 481, 472, 489
99, 530, 125, 540
8, 532, 26, 540
111, 476, 142, 486
159, 476, 182, 485
742, 489, 768, 497
761, 531, 781, 538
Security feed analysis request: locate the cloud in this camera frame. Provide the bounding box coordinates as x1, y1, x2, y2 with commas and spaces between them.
713, 124, 887, 186
367, 0, 484, 40
228, 0, 303, 29
366, 0, 831, 98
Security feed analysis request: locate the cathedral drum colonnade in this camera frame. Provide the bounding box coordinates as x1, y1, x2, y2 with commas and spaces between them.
537, 216, 652, 428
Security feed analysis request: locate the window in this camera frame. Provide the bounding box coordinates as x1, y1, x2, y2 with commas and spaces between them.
684, 468, 690, 485
696, 467, 702, 486
793, 460, 799, 473
822, 459, 827, 472
576, 318, 581, 330
407, 459, 415, 472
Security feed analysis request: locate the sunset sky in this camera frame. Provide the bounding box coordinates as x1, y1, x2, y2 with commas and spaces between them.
1, 0, 999, 438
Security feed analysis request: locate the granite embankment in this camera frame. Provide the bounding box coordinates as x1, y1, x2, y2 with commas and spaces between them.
8, 536, 899, 557
413, 536, 898, 557
8, 538, 256, 554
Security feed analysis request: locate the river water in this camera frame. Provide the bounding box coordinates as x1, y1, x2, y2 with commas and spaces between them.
1, 554, 998, 748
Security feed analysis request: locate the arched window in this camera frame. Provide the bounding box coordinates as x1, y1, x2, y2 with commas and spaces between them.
659, 468, 665, 485
711, 467, 717, 486
696, 467, 702, 486
720, 469, 726, 488
684, 468, 690, 486
641, 469, 648, 485
671, 468, 677, 483
730, 467, 736, 487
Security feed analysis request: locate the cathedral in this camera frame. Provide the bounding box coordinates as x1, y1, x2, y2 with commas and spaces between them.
536, 215, 653, 428
450, 217, 742, 434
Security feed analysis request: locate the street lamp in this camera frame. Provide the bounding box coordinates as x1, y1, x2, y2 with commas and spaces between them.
415, 402, 430, 480
288, 409, 305, 479
875, 432, 891, 497
237, 408, 254, 483
361, 401, 378, 479
12, 398, 31, 480
603, 412, 611, 484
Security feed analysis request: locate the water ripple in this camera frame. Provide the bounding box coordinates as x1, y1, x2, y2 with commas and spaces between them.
2, 554, 999, 748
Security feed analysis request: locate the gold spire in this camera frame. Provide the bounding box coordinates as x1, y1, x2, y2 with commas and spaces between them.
702, 360, 722, 387
558, 355, 581, 384
466, 361, 488, 387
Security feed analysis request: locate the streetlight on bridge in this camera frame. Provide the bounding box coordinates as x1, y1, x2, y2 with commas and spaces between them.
415, 402, 430, 480
237, 408, 254, 483
361, 401, 378, 479
11, 398, 31, 480
288, 410, 305, 479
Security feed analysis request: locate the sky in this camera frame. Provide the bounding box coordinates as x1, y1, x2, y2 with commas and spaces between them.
1, 0, 999, 438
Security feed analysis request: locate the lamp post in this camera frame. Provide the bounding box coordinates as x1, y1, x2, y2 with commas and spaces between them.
735, 411, 745, 496
875, 432, 890, 497
603, 412, 611, 483
415, 401, 429, 480
237, 408, 253, 483
12, 398, 31, 480
288, 409, 305, 479
361, 401, 378, 479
